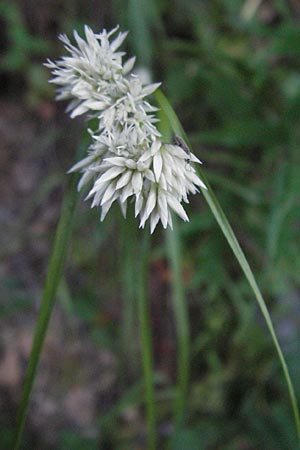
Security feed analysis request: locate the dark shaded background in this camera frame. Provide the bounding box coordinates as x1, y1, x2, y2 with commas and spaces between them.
1, 1, 300, 449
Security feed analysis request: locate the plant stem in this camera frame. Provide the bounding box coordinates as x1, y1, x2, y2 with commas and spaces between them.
155, 89, 300, 446
137, 233, 156, 450
201, 180, 300, 445
13, 144, 84, 450
120, 216, 138, 377
157, 100, 190, 429
166, 223, 190, 427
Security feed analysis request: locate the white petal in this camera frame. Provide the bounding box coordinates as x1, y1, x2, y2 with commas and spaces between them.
123, 57, 136, 74
96, 166, 125, 184
157, 192, 169, 228
144, 185, 157, 220
150, 140, 161, 156
91, 188, 105, 207
116, 170, 132, 189
159, 173, 167, 190
165, 144, 187, 160
120, 183, 134, 203
71, 31, 87, 53
119, 198, 127, 218
167, 195, 189, 222
70, 103, 89, 118
153, 152, 163, 181
187, 171, 207, 189
88, 183, 106, 203
68, 154, 98, 173
100, 193, 118, 221
131, 171, 143, 193
141, 82, 161, 97
190, 153, 202, 164
86, 101, 108, 110
144, 169, 155, 183
167, 210, 173, 230
150, 211, 160, 234
106, 25, 120, 39
104, 157, 127, 167
111, 31, 128, 51
77, 170, 94, 191
138, 149, 152, 163
101, 182, 117, 205
66, 99, 80, 113
135, 193, 144, 217
125, 159, 137, 169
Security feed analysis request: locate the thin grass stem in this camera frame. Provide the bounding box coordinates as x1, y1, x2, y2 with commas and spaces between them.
166, 223, 190, 427
155, 89, 300, 446
157, 104, 190, 429
120, 217, 138, 376
12, 143, 85, 450
137, 233, 156, 450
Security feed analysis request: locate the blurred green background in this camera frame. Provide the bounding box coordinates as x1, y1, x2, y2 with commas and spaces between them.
1, 0, 300, 449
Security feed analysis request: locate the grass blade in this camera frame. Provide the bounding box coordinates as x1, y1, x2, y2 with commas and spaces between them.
13, 143, 85, 450
137, 233, 156, 450
155, 89, 300, 445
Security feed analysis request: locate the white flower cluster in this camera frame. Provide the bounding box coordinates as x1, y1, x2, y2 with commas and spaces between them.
46, 26, 206, 232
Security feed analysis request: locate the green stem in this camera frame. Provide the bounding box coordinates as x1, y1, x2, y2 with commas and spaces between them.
13, 144, 84, 450
159, 97, 190, 430
157, 99, 190, 429
201, 179, 300, 445
155, 89, 300, 446
137, 233, 156, 450
166, 223, 190, 427
120, 217, 138, 377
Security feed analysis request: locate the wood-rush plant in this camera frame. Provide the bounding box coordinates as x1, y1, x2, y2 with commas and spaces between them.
46, 26, 206, 232
13, 26, 300, 450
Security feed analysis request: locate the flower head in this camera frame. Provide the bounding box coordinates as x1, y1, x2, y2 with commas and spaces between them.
46, 26, 206, 232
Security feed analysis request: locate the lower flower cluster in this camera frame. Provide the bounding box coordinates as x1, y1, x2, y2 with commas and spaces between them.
70, 140, 206, 233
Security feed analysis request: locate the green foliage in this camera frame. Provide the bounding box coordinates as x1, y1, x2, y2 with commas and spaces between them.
0, 1, 52, 101
1, 1, 300, 449
60, 432, 97, 450
0, 2, 50, 71
110, 1, 300, 446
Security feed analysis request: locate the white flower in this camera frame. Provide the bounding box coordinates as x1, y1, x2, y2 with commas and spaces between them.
47, 26, 206, 232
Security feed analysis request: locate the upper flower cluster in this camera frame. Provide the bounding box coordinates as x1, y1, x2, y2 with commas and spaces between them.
46, 26, 206, 232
